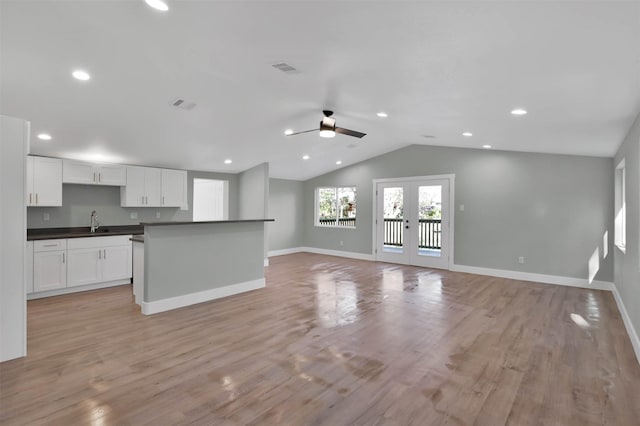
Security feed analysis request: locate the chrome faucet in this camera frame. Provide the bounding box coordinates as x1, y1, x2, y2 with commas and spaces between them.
90, 210, 99, 233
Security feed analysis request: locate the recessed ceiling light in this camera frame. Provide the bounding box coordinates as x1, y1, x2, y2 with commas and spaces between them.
302, 155, 310, 160
482, 145, 492, 149
336, 160, 342, 165
462, 132, 473, 137
72, 70, 90, 81
511, 108, 527, 115
376, 112, 388, 118
37, 133, 52, 141
284, 129, 294, 136
224, 159, 232, 164
145, 0, 169, 11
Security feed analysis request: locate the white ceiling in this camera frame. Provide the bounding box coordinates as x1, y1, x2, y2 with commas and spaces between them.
1, 1, 639, 180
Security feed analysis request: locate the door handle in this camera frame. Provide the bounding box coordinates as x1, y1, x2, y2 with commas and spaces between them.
62, 253, 65, 263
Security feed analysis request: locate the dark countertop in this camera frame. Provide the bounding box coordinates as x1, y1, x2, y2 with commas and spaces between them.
28, 225, 144, 241
140, 219, 275, 226
130, 235, 144, 243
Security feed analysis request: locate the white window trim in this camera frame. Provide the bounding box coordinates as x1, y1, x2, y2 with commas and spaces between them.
614, 158, 626, 253
314, 186, 357, 229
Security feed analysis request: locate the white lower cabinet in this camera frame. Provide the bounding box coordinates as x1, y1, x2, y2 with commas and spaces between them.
67, 236, 132, 288
66, 248, 101, 287
33, 239, 67, 292
29, 235, 132, 296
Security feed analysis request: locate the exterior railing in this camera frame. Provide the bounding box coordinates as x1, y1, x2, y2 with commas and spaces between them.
318, 218, 356, 227
384, 218, 442, 249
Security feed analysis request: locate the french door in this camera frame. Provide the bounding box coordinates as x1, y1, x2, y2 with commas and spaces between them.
375, 177, 451, 269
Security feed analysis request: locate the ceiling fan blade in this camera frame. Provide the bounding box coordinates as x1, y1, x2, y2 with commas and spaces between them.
335, 127, 366, 138
286, 129, 318, 136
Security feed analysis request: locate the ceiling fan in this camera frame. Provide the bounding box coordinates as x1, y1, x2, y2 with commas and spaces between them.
286, 110, 366, 139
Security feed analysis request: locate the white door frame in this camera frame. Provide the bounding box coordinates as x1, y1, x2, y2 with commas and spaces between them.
372, 174, 455, 269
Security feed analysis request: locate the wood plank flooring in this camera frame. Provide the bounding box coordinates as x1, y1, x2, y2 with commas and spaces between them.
1, 253, 639, 425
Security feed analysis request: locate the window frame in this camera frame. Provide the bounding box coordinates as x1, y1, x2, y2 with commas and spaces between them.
614, 158, 626, 253
314, 186, 357, 229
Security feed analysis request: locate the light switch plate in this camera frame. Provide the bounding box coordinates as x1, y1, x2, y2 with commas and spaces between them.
43, 212, 50, 221
130, 211, 138, 219
156, 212, 161, 218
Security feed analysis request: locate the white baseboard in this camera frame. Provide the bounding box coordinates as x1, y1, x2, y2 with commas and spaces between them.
300, 247, 375, 261
450, 264, 614, 291
611, 285, 640, 365
141, 278, 265, 315
27, 279, 131, 300
268, 247, 304, 257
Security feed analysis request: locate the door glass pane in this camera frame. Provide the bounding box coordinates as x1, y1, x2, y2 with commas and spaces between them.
383, 187, 404, 253
418, 185, 442, 257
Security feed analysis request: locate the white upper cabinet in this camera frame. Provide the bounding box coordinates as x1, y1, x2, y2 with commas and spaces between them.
161, 169, 187, 208
62, 159, 125, 186
121, 166, 162, 207
26, 156, 62, 207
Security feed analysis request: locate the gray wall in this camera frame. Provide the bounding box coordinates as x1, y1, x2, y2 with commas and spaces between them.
304, 144, 614, 282
238, 162, 270, 259
144, 222, 265, 302
238, 162, 269, 220
268, 178, 305, 251
614, 111, 640, 346
27, 170, 238, 228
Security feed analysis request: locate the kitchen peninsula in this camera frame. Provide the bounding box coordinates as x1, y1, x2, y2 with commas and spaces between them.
134, 219, 273, 315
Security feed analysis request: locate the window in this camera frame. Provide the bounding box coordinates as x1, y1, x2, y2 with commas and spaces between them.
193, 178, 228, 221
316, 186, 356, 227
614, 159, 626, 252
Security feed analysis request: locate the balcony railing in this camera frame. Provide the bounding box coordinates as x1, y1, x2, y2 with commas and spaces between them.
318, 218, 356, 227
318, 217, 442, 249
384, 218, 442, 249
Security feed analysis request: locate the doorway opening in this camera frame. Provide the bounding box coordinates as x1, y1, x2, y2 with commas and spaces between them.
193, 179, 228, 221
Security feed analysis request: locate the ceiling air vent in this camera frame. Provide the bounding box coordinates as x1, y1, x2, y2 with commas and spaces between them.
170, 98, 197, 111
272, 62, 298, 73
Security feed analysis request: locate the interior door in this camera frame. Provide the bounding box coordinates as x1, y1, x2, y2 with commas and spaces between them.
376, 177, 451, 269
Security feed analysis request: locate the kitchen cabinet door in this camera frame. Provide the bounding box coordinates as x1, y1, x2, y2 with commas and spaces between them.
145, 168, 162, 206
62, 159, 95, 184
96, 164, 125, 186
67, 248, 102, 287
27, 156, 62, 206
161, 169, 187, 207
121, 166, 146, 206
102, 245, 132, 282
33, 250, 66, 292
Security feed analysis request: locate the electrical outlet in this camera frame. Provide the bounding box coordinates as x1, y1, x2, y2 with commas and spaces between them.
43, 212, 50, 221
156, 212, 161, 219
130, 211, 138, 220
518, 256, 525, 264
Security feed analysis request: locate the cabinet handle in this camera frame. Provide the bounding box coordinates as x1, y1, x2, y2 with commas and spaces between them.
103, 249, 107, 259
29, 193, 32, 204
99, 250, 101, 260
62, 253, 65, 263
43, 244, 57, 247
145, 196, 148, 204
99, 173, 101, 182
35, 193, 38, 205
162, 196, 165, 205
94, 172, 96, 182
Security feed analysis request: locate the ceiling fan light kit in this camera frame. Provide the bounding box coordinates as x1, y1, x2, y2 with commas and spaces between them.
287, 110, 366, 139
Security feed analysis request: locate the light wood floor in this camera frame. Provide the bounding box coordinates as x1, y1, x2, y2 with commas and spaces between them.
1, 253, 639, 425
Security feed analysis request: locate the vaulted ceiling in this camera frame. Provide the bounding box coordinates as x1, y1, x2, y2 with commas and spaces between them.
1, 1, 639, 180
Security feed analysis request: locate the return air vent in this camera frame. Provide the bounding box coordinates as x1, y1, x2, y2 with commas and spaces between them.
272, 62, 298, 73
170, 98, 197, 110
